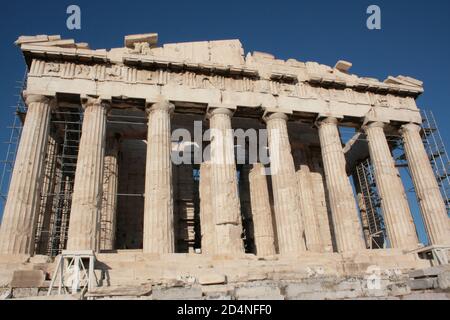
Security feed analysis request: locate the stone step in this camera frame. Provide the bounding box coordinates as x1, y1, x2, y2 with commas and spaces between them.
409, 265, 450, 278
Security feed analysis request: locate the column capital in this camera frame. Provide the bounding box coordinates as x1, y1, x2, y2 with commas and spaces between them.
23, 92, 56, 109
400, 122, 421, 134
145, 100, 175, 115
362, 121, 385, 131
81, 96, 111, 111
315, 116, 339, 127
206, 105, 236, 119
263, 112, 288, 123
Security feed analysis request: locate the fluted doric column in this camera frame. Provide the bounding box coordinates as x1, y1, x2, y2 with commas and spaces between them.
208, 107, 244, 254
100, 134, 121, 251
67, 97, 108, 251
0, 94, 54, 255
143, 101, 175, 253
309, 167, 334, 252
296, 165, 323, 252
264, 112, 306, 254
249, 163, 276, 256
400, 123, 450, 245
199, 161, 215, 254
317, 117, 365, 252
364, 121, 418, 249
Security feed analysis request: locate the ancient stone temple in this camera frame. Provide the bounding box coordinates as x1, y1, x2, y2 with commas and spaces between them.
0, 33, 449, 300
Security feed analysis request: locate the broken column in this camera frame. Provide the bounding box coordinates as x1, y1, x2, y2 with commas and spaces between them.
143, 101, 175, 253
67, 97, 108, 251
100, 134, 121, 251
264, 112, 305, 254
400, 123, 450, 245
248, 163, 276, 256
199, 161, 215, 254
0, 94, 53, 255
364, 121, 418, 249
208, 107, 244, 254
317, 117, 365, 252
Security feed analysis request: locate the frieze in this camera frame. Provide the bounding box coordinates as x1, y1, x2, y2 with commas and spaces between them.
27, 59, 417, 110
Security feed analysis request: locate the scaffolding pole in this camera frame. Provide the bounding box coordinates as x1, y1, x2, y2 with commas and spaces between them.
420, 110, 450, 215
354, 158, 386, 249
0, 72, 27, 211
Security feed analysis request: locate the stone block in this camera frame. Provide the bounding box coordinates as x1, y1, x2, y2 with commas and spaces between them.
284, 281, 324, 297
12, 287, 39, 298
247, 272, 268, 282
402, 293, 450, 300
205, 294, 233, 300
352, 296, 401, 300
201, 284, 234, 295
198, 273, 226, 285
289, 292, 328, 300
0, 288, 12, 300
86, 284, 152, 298
437, 271, 450, 290
409, 265, 450, 278
408, 278, 437, 290
387, 283, 411, 296
0, 270, 13, 287
29, 255, 51, 264
334, 279, 363, 291
10, 270, 46, 288
151, 286, 203, 300
235, 284, 283, 300
124, 33, 158, 49
325, 290, 363, 300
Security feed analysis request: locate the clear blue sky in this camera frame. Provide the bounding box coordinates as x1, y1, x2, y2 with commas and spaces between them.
1, 0, 449, 244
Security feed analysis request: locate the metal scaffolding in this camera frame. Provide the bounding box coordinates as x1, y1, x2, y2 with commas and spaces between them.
45, 108, 83, 256
420, 110, 450, 215
354, 158, 386, 249
0, 73, 27, 210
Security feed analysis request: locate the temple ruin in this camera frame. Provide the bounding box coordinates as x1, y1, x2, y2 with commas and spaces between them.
0, 33, 449, 300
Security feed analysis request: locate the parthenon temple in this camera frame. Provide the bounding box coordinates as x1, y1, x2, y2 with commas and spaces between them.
0, 33, 449, 299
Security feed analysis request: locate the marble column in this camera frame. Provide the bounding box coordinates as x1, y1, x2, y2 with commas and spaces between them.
208, 107, 244, 254
143, 101, 175, 253
264, 112, 306, 254
249, 163, 276, 256
400, 123, 450, 245
0, 94, 53, 255
317, 117, 365, 252
308, 152, 334, 252
67, 97, 108, 251
100, 134, 121, 251
199, 161, 215, 254
296, 165, 323, 252
364, 121, 418, 249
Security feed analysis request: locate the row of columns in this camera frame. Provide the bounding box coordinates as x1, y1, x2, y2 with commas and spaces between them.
0, 95, 448, 256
